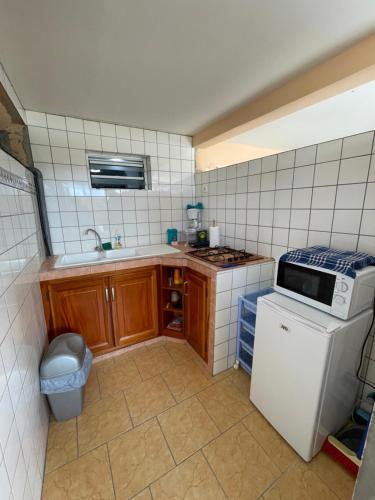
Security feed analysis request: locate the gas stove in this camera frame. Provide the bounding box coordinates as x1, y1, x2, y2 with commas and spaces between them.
187, 246, 261, 268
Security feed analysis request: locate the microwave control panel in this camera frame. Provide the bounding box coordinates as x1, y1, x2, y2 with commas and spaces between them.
331, 276, 353, 316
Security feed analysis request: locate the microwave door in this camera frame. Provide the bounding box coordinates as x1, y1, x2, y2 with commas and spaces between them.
276, 261, 336, 308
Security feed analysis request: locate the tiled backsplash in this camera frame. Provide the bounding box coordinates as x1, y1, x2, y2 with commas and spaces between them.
0, 66, 48, 500
196, 131, 375, 258
26, 111, 195, 255
196, 130, 375, 396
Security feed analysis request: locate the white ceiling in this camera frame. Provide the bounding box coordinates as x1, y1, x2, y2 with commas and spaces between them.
229, 80, 375, 154
1, 0, 375, 135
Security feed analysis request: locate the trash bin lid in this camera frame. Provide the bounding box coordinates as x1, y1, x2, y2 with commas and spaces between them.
40, 333, 86, 379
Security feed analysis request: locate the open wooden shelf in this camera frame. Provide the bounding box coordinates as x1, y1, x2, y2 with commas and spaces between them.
160, 265, 185, 339
162, 285, 183, 292
162, 306, 183, 313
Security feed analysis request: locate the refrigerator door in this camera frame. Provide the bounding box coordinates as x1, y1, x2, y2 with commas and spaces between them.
250, 298, 332, 461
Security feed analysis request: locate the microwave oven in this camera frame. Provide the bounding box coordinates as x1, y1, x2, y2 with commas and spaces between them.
274, 259, 375, 319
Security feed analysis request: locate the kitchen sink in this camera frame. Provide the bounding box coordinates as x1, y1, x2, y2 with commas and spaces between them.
104, 248, 137, 260
54, 244, 180, 268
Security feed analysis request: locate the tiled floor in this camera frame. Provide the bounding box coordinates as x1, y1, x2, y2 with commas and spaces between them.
42, 340, 355, 499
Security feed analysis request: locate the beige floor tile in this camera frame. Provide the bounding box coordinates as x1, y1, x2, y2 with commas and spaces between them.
98, 358, 141, 396
308, 452, 355, 500
228, 367, 251, 397
243, 410, 298, 472
208, 367, 234, 383
42, 445, 115, 500
85, 368, 101, 405
263, 462, 338, 499
108, 418, 174, 499
124, 375, 175, 425
158, 396, 219, 463
94, 357, 115, 373
197, 378, 253, 431
162, 360, 212, 402
45, 418, 78, 474
78, 392, 132, 455
203, 422, 280, 499
132, 488, 153, 500
163, 342, 195, 365
114, 345, 149, 364
147, 340, 168, 350
151, 451, 226, 499
134, 346, 175, 380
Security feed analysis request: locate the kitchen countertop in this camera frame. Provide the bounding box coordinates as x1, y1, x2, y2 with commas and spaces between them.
39, 243, 273, 282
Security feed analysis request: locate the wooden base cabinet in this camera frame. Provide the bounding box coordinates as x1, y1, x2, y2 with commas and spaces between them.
184, 268, 209, 361
111, 267, 158, 347
41, 266, 158, 355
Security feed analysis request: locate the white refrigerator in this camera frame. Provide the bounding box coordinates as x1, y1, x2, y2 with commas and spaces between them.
250, 292, 372, 462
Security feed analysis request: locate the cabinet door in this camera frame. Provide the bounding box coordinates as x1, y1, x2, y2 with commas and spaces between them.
184, 268, 209, 361
110, 266, 158, 347
44, 276, 114, 354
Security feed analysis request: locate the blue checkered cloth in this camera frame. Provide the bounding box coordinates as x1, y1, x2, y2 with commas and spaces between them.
279, 246, 375, 279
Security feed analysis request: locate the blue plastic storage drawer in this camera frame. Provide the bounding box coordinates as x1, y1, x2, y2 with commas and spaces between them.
239, 303, 256, 329
239, 320, 254, 349
239, 342, 253, 371
235, 287, 273, 374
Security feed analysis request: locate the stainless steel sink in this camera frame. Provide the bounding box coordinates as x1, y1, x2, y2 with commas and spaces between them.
54, 244, 180, 268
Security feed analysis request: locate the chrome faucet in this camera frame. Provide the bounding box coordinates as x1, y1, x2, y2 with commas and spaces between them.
85, 228, 104, 253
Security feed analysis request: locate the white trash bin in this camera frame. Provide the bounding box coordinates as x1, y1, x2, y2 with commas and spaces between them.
40, 333, 92, 421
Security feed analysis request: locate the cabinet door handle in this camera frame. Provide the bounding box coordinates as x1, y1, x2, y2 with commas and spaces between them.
111, 287, 116, 301
183, 281, 188, 295
105, 288, 109, 303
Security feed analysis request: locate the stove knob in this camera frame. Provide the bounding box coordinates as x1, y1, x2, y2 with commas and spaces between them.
228, 257, 233, 262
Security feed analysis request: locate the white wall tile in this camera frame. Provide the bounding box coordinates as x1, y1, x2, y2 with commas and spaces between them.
261, 172, 276, 191
293, 165, 314, 188
341, 132, 373, 158
332, 210, 362, 234
100, 122, 116, 137
314, 161, 339, 186
330, 233, 358, 251
292, 188, 312, 209
84, 120, 100, 135
308, 230, 331, 247
277, 150, 295, 170
364, 183, 375, 209
47, 114, 66, 130
25, 110, 47, 127
28, 126, 49, 146
276, 169, 293, 189
309, 210, 333, 232
295, 144, 316, 166
288, 229, 308, 248
311, 186, 336, 209
66, 117, 84, 132
316, 139, 342, 163
360, 211, 375, 236
290, 209, 310, 229
335, 184, 366, 209
338, 156, 370, 184
49, 129, 69, 148
68, 131, 85, 149
262, 155, 277, 172
0, 75, 49, 500
28, 112, 194, 252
